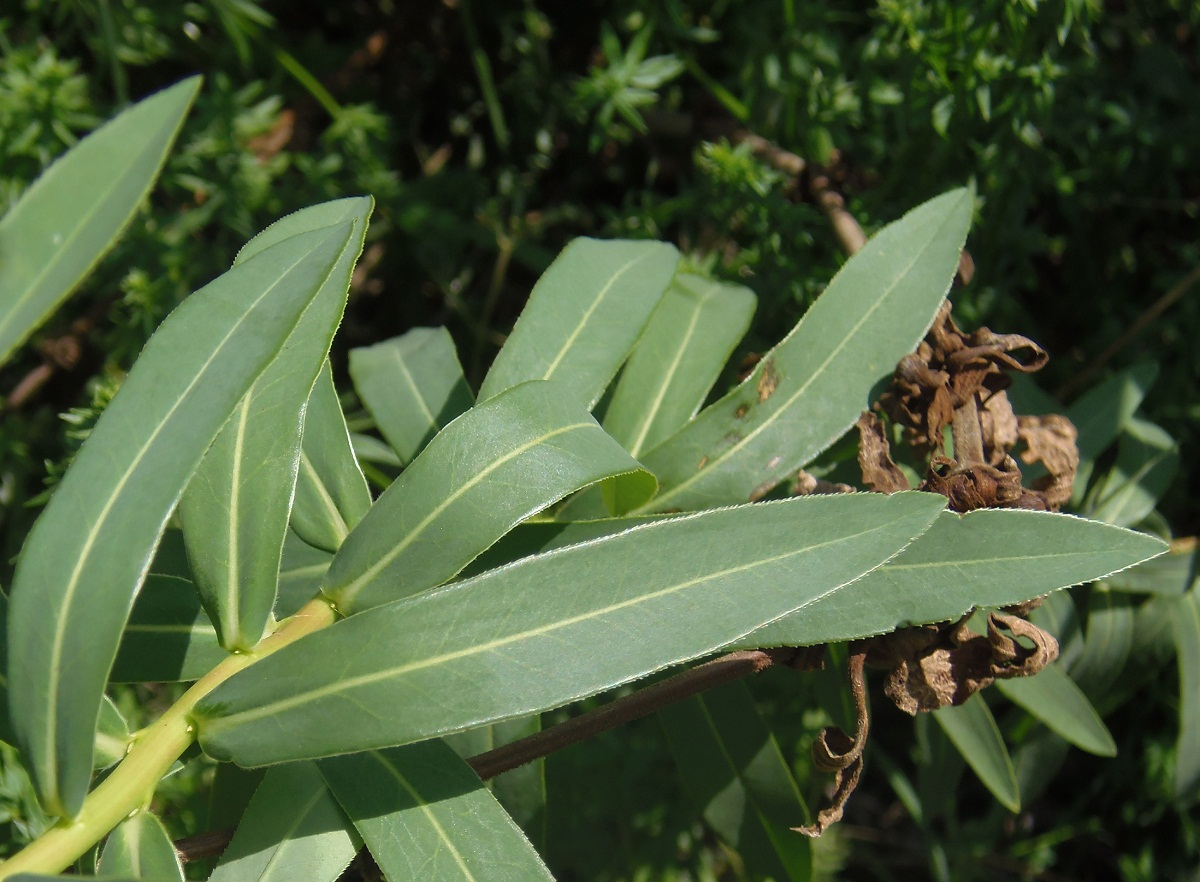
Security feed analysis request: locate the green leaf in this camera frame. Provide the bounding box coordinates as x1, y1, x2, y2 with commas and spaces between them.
276, 532, 333, 619
207, 761, 359, 882
92, 696, 131, 771
319, 741, 554, 882
994, 664, 1117, 756
603, 273, 756, 455
195, 491, 945, 765
634, 188, 973, 513
478, 239, 680, 407
1087, 417, 1179, 527
7, 218, 357, 818
737, 509, 1166, 649
182, 198, 371, 650
97, 812, 184, 881
349, 327, 474, 464
291, 361, 373, 553
933, 699, 1019, 812
1106, 543, 1196, 596
321, 380, 656, 614
1172, 588, 1200, 802
660, 682, 812, 882
0, 593, 12, 746
1068, 590, 1135, 703
1066, 363, 1157, 502
0, 77, 199, 366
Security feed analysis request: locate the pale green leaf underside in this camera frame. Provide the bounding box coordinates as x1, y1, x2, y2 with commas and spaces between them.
319, 741, 554, 882
98, 812, 184, 881
994, 663, 1116, 757
7, 220, 354, 817
195, 491, 944, 766
322, 379, 656, 614
635, 187, 974, 513
934, 699, 1020, 812
182, 198, 370, 650
0, 77, 199, 365
207, 762, 359, 882
349, 327, 474, 465
478, 238, 680, 408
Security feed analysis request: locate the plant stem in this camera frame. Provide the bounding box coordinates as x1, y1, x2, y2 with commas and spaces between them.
0, 598, 338, 880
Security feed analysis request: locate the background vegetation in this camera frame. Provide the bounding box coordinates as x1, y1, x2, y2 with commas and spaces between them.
1, 1, 1197, 879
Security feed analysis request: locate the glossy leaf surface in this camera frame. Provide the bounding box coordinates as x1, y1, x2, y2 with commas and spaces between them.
349, 327, 474, 464
182, 198, 370, 649
738, 509, 1166, 649
603, 273, 756, 455
478, 238, 680, 407
322, 380, 656, 614
291, 362, 373, 553
207, 761, 359, 882
934, 699, 1019, 812
319, 741, 554, 882
196, 492, 945, 765
7, 220, 355, 817
994, 664, 1116, 757
0, 77, 199, 365
97, 812, 183, 881
635, 188, 973, 512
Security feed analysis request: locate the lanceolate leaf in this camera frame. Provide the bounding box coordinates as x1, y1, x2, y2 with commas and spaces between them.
1087, 417, 1179, 528
92, 696, 131, 771
321, 380, 657, 614
97, 812, 184, 881
349, 327, 474, 464
276, 533, 333, 619
934, 699, 1020, 812
207, 762, 359, 882
478, 238, 680, 407
1172, 589, 1200, 802
603, 273, 757, 456
182, 198, 371, 650
660, 682, 812, 882
1067, 362, 1157, 503
994, 663, 1117, 757
7, 220, 356, 818
195, 492, 945, 765
291, 362, 373, 553
1068, 590, 1135, 704
634, 188, 973, 513
736, 509, 1166, 649
0, 77, 199, 365
0, 593, 11, 746
319, 741, 554, 882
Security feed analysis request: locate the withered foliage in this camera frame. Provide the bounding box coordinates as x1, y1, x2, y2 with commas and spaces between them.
795, 301, 1073, 836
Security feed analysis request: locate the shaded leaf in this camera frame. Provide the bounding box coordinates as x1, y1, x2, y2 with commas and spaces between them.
0, 77, 199, 365
322, 380, 656, 614
319, 741, 554, 882
98, 812, 183, 881
737, 509, 1165, 649
994, 664, 1117, 756
1107, 543, 1196, 596
7, 219, 356, 817
195, 492, 945, 766
208, 761, 359, 882
92, 696, 131, 771
1066, 363, 1157, 503
660, 682, 812, 881
182, 198, 371, 649
478, 239, 680, 408
635, 188, 973, 513
291, 362, 373, 553
276, 532, 333, 619
1068, 590, 1135, 705
933, 698, 1019, 812
349, 327, 474, 464
1087, 417, 1179, 527
1172, 589, 1200, 802
0, 593, 11, 745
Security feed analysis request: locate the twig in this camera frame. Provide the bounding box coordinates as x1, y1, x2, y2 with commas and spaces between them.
806, 161, 868, 256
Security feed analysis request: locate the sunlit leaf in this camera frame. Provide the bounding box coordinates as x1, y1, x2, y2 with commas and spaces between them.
995, 664, 1116, 757
934, 698, 1019, 812
97, 811, 183, 881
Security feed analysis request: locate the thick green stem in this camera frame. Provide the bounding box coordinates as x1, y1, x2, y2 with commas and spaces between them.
0, 597, 338, 879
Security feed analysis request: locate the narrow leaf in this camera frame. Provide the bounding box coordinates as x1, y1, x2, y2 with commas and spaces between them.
7, 220, 356, 817
349, 327, 474, 464
92, 696, 131, 771
207, 761, 359, 882
660, 682, 812, 881
98, 812, 184, 881
195, 492, 945, 766
738, 509, 1166, 649
1106, 543, 1196, 596
1087, 417, 1179, 527
634, 188, 973, 512
994, 664, 1117, 756
934, 699, 1019, 812
0, 77, 199, 365
182, 199, 371, 649
319, 741, 554, 882
291, 361, 372, 553
1172, 589, 1200, 802
322, 380, 656, 614
0, 592, 11, 745
1068, 590, 1135, 703
603, 274, 756, 455
478, 238, 680, 407
1067, 362, 1157, 502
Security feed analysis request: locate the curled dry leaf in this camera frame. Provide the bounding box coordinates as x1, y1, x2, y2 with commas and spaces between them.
1017, 414, 1080, 509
